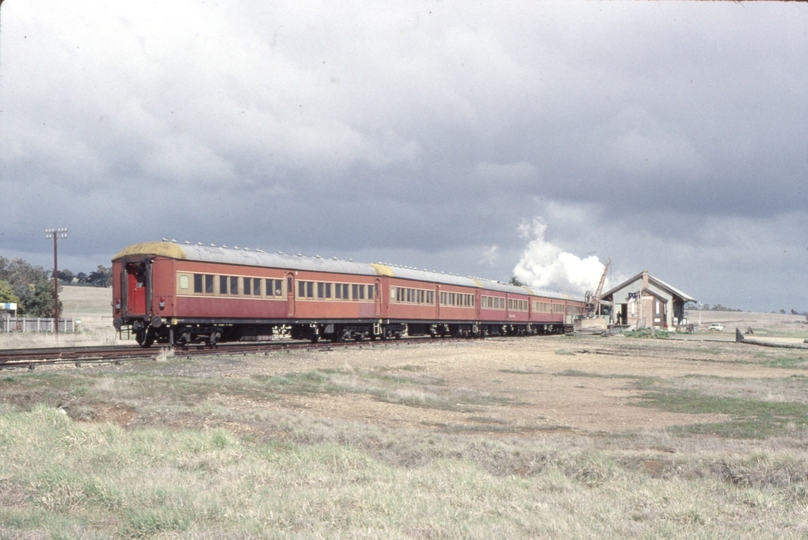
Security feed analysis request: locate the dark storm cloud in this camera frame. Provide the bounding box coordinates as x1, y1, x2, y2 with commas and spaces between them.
0, 1, 807, 311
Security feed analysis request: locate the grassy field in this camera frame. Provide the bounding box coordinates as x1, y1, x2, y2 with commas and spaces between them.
3, 295, 808, 538
0, 286, 121, 349
3, 325, 808, 538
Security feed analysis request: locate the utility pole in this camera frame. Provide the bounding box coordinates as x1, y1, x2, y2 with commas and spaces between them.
45, 228, 68, 339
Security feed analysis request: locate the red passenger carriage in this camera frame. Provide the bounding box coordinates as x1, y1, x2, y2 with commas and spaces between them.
112, 241, 585, 347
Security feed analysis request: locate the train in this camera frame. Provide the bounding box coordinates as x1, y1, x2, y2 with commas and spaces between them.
111, 241, 586, 348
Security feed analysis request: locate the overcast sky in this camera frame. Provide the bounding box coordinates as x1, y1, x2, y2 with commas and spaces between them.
1, 1, 806, 312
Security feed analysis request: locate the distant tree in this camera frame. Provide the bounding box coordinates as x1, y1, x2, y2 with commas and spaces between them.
780, 309, 786, 314
707, 304, 742, 312
25, 280, 62, 318
509, 276, 525, 287
88, 265, 112, 287
0, 257, 61, 316
76, 272, 89, 284
58, 269, 75, 284
791, 309, 799, 315
0, 280, 20, 305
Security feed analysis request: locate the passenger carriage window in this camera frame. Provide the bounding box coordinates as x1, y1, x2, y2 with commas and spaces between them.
306, 281, 314, 298
230, 276, 238, 295
352, 284, 358, 300
244, 278, 252, 296
298, 281, 305, 298
205, 275, 214, 294
220, 276, 228, 295
317, 282, 324, 299
287, 277, 292, 295
335, 283, 342, 299
194, 274, 203, 294
369, 285, 374, 300
325, 283, 332, 299
359, 285, 365, 300
179, 275, 190, 290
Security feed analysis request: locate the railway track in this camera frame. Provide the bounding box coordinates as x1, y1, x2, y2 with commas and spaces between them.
0, 336, 457, 370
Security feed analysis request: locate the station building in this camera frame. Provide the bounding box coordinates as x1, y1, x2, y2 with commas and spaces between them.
600, 270, 695, 330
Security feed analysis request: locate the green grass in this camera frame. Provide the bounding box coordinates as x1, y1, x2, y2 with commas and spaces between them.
760, 356, 808, 369
634, 389, 808, 439
499, 366, 542, 374
623, 328, 670, 339
553, 369, 653, 385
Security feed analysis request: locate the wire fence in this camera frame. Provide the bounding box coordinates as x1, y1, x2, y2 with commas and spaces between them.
0, 317, 76, 333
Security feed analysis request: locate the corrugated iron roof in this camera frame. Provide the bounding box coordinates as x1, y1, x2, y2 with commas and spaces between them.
600, 270, 696, 303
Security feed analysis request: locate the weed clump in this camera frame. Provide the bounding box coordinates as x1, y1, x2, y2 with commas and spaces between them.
623, 328, 669, 339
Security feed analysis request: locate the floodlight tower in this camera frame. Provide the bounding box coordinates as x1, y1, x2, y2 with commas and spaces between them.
45, 228, 68, 339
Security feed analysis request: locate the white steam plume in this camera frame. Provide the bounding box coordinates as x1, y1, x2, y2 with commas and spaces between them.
513, 218, 605, 294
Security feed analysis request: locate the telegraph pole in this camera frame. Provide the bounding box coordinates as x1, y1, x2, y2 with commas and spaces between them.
45, 228, 68, 339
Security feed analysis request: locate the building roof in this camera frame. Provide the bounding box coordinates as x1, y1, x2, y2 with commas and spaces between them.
600, 270, 696, 303
113, 241, 584, 302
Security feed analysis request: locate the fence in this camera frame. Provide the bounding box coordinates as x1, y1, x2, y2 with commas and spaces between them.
0, 317, 75, 333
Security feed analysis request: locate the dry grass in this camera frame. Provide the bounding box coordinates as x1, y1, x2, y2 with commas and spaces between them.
3, 404, 808, 539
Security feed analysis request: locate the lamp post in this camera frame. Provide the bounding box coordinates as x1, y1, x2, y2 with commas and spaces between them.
45, 228, 68, 339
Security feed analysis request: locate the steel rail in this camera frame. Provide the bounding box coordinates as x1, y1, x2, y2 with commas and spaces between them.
0, 336, 470, 370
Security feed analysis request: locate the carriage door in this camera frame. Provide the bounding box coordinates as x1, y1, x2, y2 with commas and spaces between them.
286, 273, 295, 317
374, 279, 382, 317
124, 260, 149, 317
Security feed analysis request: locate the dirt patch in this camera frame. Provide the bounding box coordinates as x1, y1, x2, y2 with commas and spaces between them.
88, 403, 138, 426
109, 335, 789, 435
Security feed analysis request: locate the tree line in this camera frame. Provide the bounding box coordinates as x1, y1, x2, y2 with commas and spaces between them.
0, 256, 111, 318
